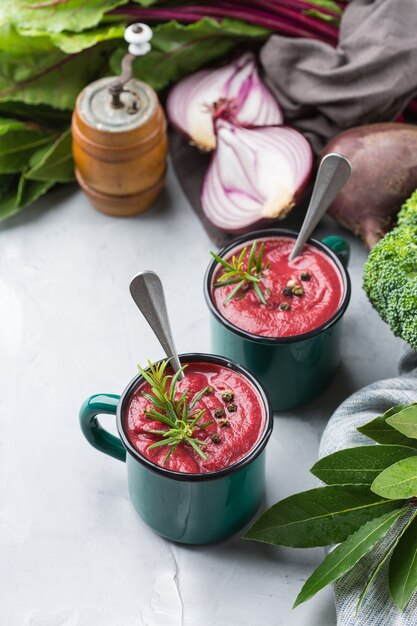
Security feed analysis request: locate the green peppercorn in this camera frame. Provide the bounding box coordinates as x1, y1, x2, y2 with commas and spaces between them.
219, 418, 230, 428
282, 286, 293, 297
227, 402, 237, 413
300, 272, 311, 281
279, 302, 291, 311
292, 285, 304, 296
214, 407, 225, 419
211, 433, 222, 444
222, 390, 234, 403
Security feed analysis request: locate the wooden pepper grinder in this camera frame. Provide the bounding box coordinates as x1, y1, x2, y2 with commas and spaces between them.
72, 24, 168, 217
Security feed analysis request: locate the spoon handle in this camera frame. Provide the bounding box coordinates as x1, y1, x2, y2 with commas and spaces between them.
130, 271, 184, 380
289, 153, 352, 261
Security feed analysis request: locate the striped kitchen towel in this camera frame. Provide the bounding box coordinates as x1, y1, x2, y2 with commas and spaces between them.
319, 349, 417, 625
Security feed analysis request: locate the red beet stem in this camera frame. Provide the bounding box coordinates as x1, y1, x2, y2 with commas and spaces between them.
110, 4, 338, 44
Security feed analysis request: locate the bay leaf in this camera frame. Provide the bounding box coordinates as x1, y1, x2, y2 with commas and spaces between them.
294, 507, 407, 607
358, 404, 417, 448
311, 445, 417, 485
387, 405, 417, 440
356, 508, 417, 614
244, 485, 404, 548
372, 456, 417, 500
389, 514, 417, 610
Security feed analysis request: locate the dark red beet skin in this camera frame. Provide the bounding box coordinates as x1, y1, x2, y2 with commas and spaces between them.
322, 123, 417, 248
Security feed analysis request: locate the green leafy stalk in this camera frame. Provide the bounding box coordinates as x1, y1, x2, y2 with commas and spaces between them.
138, 359, 211, 464
211, 240, 269, 305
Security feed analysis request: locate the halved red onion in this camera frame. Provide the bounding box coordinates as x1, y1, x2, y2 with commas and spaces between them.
166, 52, 283, 151
201, 119, 313, 234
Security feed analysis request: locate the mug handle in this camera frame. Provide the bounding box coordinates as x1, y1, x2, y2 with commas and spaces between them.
79, 394, 126, 462
322, 235, 350, 268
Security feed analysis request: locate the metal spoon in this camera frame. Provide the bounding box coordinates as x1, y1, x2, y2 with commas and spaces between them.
289, 152, 352, 261
130, 271, 184, 380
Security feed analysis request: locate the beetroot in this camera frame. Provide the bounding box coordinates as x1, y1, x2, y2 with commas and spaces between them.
322, 123, 417, 248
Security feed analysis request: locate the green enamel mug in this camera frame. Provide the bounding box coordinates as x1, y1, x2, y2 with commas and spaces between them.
79, 353, 273, 544
204, 229, 351, 412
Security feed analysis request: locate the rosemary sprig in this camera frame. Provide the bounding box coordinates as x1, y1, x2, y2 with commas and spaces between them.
138, 359, 213, 465
211, 240, 269, 305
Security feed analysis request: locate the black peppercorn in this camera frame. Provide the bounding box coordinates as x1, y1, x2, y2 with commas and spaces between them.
300, 272, 311, 281
222, 390, 234, 402
214, 407, 225, 419
282, 286, 293, 297
279, 302, 291, 311
211, 433, 222, 443
219, 418, 230, 428
227, 402, 237, 413
292, 285, 304, 296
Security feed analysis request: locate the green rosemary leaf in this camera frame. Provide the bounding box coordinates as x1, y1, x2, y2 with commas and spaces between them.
186, 437, 207, 460
148, 436, 179, 450
238, 245, 247, 268
199, 419, 215, 429
253, 282, 267, 305
248, 240, 257, 273
243, 273, 260, 283
145, 409, 176, 427
146, 429, 169, 435
139, 358, 220, 465
163, 446, 177, 464
169, 365, 187, 401
224, 279, 246, 305
211, 240, 269, 305
141, 392, 166, 409
189, 409, 207, 428
214, 278, 242, 287
189, 385, 210, 410
216, 270, 242, 280
256, 242, 265, 273
138, 365, 157, 387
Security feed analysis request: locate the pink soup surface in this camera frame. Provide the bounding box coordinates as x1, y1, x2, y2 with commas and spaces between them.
125, 361, 266, 474
212, 236, 344, 338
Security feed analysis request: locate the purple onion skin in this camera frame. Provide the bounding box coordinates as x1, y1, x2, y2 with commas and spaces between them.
203, 176, 311, 236
323, 123, 417, 248
166, 53, 283, 152
201, 123, 313, 235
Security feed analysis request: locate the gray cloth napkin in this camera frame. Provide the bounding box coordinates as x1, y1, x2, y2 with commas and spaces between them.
319, 348, 417, 625
261, 0, 417, 153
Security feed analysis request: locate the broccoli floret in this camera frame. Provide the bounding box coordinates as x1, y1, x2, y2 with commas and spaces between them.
398, 189, 417, 228
363, 222, 417, 349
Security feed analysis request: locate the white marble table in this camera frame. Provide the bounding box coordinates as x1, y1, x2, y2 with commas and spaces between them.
0, 162, 404, 626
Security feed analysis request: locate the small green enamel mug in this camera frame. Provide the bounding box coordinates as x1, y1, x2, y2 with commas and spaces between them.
79, 353, 273, 544
204, 229, 351, 412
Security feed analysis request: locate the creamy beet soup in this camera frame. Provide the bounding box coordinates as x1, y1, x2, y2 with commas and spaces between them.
212, 236, 344, 338
125, 361, 265, 473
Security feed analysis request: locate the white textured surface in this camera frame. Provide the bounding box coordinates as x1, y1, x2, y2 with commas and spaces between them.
0, 162, 404, 626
